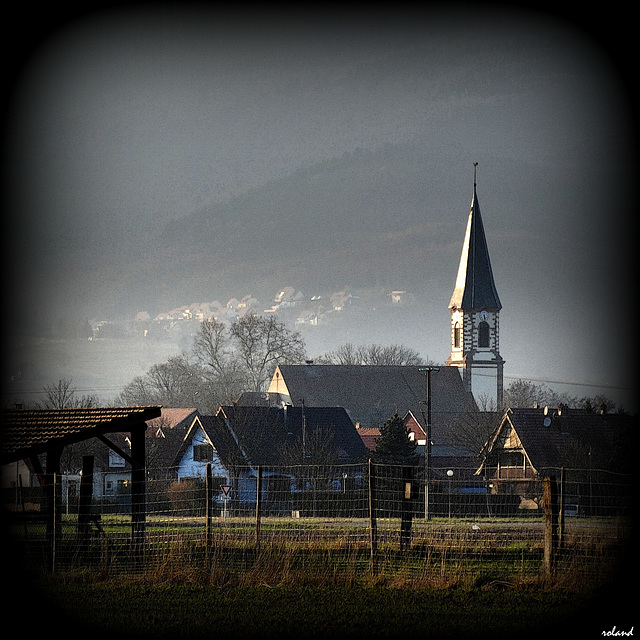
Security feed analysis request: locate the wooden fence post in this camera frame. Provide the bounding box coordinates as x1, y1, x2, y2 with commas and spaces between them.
255, 466, 263, 551
400, 466, 413, 551
558, 467, 565, 553
205, 463, 212, 564
543, 475, 559, 577
368, 459, 378, 574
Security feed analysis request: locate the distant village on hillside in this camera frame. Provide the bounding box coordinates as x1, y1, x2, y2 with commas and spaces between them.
90, 286, 416, 341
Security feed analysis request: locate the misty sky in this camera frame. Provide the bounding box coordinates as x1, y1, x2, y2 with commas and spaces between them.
3, 6, 636, 407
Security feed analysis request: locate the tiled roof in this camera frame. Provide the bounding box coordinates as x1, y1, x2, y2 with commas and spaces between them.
146, 408, 198, 437
269, 365, 477, 446
1, 406, 161, 464
356, 427, 380, 451
482, 407, 635, 473
216, 405, 367, 466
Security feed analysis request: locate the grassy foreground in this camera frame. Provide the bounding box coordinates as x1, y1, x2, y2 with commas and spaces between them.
16, 580, 634, 639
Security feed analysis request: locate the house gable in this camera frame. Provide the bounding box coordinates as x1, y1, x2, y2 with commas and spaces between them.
175, 418, 221, 480
478, 407, 635, 478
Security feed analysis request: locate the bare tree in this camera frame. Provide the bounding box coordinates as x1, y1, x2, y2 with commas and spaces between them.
503, 379, 572, 409
317, 342, 429, 366
192, 318, 250, 402
119, 355, 210, 409
230, 315, 307, 391
38, 378, 99, 409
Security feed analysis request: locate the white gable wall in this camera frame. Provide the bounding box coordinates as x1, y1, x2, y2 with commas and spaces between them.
177, 425, 229, 482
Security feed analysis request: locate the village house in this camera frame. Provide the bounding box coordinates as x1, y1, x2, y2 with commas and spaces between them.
476, 406, 635, 513
169, 403, 366, 513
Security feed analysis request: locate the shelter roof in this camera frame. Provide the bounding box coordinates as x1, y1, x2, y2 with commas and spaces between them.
0, 406, 161, 465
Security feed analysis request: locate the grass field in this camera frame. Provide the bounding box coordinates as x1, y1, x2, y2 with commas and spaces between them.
5, 510, 635, 638
15, 580, 635, 639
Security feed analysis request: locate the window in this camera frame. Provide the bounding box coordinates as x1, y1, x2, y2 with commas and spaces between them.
193, 444, 213, 462
499, 451, 524, 467
453, 322, 461, 348
478, 321, 490, 348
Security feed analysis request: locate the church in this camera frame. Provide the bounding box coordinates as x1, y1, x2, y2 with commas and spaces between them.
265, 164, 503, 458
445, 163, 504, 409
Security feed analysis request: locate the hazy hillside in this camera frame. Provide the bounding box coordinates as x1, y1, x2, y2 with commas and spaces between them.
73, 141, 532, 323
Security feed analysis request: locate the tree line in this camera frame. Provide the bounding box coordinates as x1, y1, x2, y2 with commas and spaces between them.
32, 314, 624, 424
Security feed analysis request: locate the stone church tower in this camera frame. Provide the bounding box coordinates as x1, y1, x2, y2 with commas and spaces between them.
445, 164, 504, 408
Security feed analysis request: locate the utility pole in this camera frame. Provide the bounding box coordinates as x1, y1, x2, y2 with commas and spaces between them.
419, 366, 439, 520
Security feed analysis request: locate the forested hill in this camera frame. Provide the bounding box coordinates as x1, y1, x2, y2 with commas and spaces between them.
78, 141, 527, 321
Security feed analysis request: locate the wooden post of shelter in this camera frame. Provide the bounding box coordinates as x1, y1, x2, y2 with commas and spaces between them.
77, 455, 95, 553
45, 446, 62, 573
130, 423, 147, 564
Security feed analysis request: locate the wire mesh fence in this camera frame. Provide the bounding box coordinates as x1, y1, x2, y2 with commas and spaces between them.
2, 462, 633, 584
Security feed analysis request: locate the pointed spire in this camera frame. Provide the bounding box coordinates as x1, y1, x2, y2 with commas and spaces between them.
449, 164, 502, 311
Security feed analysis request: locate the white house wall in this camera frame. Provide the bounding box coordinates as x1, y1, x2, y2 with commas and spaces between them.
177, 425, 229, 482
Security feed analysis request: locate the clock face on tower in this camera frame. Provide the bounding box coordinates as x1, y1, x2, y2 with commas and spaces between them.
479, 310, 489, 321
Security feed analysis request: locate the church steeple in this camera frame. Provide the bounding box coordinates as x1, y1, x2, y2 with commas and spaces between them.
446, 164, 504, 409
449, 164, 502, 312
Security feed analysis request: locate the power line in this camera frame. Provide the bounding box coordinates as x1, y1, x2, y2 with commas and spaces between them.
468, 369, 632, 392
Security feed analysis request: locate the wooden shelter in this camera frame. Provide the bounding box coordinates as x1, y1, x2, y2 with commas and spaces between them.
1, 406, 161, 560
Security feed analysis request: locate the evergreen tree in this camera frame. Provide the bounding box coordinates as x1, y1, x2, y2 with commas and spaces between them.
373, 413, 417, 463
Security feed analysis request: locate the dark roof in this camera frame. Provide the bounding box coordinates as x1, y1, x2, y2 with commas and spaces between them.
269, 365, 477, 446
146, 408, 199, 436
234, 392, 289, 407
216, 405, 367, 466
173, 414, 247, 469
0, 406, 162, 465
482, 407, 635, 473
449, 185, 502, 311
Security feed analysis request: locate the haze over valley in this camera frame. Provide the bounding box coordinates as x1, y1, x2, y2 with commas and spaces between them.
3, 7, 635, 410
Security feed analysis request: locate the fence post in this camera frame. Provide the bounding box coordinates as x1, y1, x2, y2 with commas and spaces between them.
255, 466, 262, 551
558, 467, 565, 553
205, 463, 212, 564
368, 459, 378, 574
400, 466, 413, 551
543, 475, 559, 577
130, 425, 146, 565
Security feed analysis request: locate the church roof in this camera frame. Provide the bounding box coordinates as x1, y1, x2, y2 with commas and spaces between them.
449, 182, 502, 311
268, 365, 477, 447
